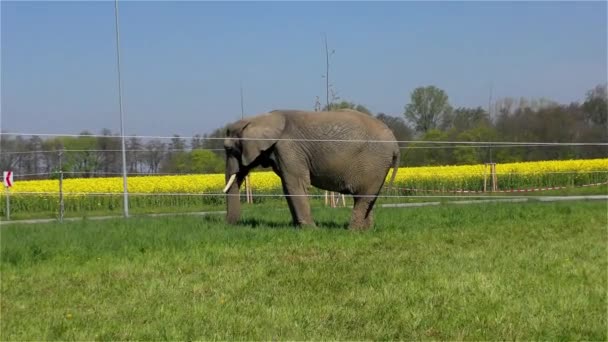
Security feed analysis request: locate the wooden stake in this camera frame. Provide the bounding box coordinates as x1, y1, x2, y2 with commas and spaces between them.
492, 163, 498, 192
59, 171, 64, 222
245, 175, 252, 204
483, 164, 488, 193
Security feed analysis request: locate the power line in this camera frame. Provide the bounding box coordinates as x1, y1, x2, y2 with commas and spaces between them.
114, 0, 129, 218
0, 148, 226, 155
3, 143, 606, 156
1, 132, 606, 146
6, 191, 608, 200
11, 170, 608, 178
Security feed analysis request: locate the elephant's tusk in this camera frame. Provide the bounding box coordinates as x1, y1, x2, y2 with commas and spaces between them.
223, 174, 237, 193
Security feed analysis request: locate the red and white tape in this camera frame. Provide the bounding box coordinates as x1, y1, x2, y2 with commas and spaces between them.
395, 181, 608, 194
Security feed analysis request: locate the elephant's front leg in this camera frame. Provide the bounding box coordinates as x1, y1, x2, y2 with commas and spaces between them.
280, 173, 315, 228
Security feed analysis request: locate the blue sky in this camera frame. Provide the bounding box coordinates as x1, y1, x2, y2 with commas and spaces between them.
2, 1, 606, 137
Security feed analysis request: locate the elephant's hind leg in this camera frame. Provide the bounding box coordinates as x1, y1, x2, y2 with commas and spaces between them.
349, 195, 377, 230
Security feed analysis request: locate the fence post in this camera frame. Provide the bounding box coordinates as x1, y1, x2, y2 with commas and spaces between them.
59, 170, 64, 222
492, 163, 498, 192
4, 186, 9, 221
245, 175, 252, 204
483, 164, 488, 193
484, 162, 497, 192
248, 178, 252, 203
58, 150, 64, 222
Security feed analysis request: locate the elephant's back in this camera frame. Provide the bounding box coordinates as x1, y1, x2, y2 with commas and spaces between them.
282, 110, 398, 142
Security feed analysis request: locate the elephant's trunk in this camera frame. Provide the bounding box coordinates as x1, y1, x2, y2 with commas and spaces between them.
225, 155, 244, 224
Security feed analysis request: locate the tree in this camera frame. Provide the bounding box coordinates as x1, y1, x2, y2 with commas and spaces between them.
493, 97, 515, 124
376, 112, 414, 141
404, 86, 452, 133
492, 100, 593, 162
583, 83, 607, 126
127, 136, 143, 173
202, 125, 228, 158
375, 113, 414, 166
144, 139, 166, 173
163, 134, 188, 173
97, 128, 121, 175
190, 150, 223, 174
41, 137, 61, 175
170, 134, 186, 151
452, 125, 498, 165
442, 106, 490, 133
25, 135, 43, 176
0, 135, 23, 173
191, 134, 203, 150
314, 96, 322, 112
323, 100, 372, 115
404, 129, 451, 166
59, 131, 99, 178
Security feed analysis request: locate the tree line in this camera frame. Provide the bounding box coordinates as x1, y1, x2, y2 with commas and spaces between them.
1, 84, 606, 180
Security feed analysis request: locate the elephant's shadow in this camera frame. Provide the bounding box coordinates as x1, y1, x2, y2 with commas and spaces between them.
238, 217, 348, 230
200, 212, 348, 229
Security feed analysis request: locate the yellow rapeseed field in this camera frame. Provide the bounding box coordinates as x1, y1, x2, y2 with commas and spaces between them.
8, 158, 608, 195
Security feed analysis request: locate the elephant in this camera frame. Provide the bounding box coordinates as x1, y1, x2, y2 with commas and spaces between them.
222, 109, 400, 229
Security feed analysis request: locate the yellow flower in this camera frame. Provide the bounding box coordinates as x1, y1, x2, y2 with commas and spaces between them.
7, 158, 607, 195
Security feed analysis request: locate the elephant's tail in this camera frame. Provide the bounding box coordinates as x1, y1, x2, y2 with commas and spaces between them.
386, 147, 401, 193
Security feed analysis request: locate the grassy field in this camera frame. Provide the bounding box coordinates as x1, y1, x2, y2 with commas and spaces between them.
1, 201, 606, 340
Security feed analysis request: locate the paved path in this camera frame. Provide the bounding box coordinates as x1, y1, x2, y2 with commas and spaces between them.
0, 210, 226, 226
380, 195, 607, 208
1, 195, 606, 226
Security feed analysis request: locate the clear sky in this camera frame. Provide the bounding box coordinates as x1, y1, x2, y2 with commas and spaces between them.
1, 1, 606, 137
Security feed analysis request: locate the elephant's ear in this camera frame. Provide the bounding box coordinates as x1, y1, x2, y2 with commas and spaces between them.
240, 112, 286, 166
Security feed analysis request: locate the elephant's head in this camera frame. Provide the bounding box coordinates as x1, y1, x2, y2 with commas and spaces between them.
222, 112, 286, 224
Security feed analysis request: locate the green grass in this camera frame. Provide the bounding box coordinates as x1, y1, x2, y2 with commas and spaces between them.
1, 201, 607, 340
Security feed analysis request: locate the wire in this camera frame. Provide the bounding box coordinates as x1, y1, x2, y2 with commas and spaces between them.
1, 131, 606, 146
2, 143, 607, 156
9, 170, 608, 179
0, 148, 226, 155
7, 191, 607, 200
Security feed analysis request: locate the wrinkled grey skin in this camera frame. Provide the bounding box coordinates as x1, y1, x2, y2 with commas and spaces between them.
223, 109, 400, 230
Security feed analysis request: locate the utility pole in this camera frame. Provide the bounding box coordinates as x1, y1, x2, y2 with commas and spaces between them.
241, 82, 252, 204
240, 82, 245, 120
488, 82, 493, 119
488, 82, 493, 163
324, 33, 330, 111
323, 33, 333, 207
58, 149, 64, 222
114, 0, 129, 217
322, 33, 343, 207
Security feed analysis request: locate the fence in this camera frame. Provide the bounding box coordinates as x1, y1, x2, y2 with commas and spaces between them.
1, 133, 607, 221
1, 159, 607, 220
